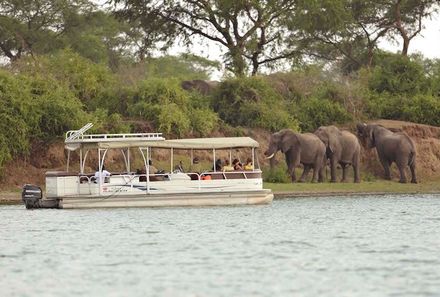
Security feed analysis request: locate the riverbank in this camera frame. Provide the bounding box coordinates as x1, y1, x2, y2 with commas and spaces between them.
2, 180, 440, 205
267, 180, 440, 198
0, 191, 21, 204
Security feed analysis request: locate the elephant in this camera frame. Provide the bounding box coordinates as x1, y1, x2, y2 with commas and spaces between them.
356, 123, 417, 183
314, 125, 361, 183
264, 129, 326, 182
181, 80, 219, 95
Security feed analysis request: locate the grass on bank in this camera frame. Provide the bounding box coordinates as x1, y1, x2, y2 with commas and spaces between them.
265, 180, 440, 195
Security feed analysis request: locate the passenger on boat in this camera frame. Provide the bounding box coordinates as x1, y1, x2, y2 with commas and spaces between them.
214, 158, 222, 171
174, 161, 184, 173
148, 160, 158, 174
232, 159, 243, 171
94, 166, 111, 183
191, 157, 202, 173
244, 158, 254, 170
223, 159, 234, 171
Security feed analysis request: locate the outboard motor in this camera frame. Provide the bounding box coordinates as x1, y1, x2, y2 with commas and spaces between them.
22, 184, 42, 209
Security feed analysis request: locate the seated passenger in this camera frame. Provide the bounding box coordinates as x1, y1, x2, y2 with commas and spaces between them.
232, 158, 243, 171
174, 161, 184, 173
222, 159, 234, 172
136, 168, 147, 182
191, 157, 202, 173
213, 158, 222, 171
148, 160, 158, 174
243, 158, 254, 170
94, 165, 111, 183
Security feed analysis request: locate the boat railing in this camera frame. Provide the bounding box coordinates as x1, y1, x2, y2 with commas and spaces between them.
75, 170, 262, 195
66, 132, 164, 142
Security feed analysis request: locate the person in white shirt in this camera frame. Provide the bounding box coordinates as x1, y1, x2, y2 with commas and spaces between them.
94, 166, 111, 183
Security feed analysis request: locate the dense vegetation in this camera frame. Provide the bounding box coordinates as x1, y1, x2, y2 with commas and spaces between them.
0, 0, 439, 174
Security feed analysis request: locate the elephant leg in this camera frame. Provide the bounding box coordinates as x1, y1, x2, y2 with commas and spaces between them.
353, 154, 361, 183
288, 166, 297, 182
330, 157, 337, 182
397, 165, 407, 183
396, 158, 408, 183
410, 161, 417, 184
341, 164, 348, 182
379, 155, 391, 180
299, 165, 311, 182
318, 164, 325, 183
311, 163, 320, 183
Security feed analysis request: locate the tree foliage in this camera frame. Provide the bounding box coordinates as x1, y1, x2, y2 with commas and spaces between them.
113, 0, 300, 76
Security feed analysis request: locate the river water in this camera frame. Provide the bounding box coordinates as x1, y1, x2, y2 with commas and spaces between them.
1, 194, 440, 297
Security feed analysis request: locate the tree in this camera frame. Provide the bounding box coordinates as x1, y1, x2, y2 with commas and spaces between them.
112, 0, 300, 76
293, 0, 396, 71
388, 0, 439, 56
0, 0, 92, 61
294, 0, 439, 72
61, 10, 134, 68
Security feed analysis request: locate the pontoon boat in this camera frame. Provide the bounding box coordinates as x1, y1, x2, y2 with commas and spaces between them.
22, 123, 273, 209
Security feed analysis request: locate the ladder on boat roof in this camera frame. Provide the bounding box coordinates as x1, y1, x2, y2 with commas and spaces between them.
65, 123, 165, 143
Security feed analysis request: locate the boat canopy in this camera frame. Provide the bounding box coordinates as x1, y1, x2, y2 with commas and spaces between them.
65, 137, 259, 151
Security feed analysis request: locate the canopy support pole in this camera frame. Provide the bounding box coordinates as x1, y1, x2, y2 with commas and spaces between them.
171, 148, 174, 172
121, 149, 129, 173
139, 148, 149, 194
66, 150, 70, 172
98, 149, 102, 196
80, 150, 89, 174
98, 149, 108, 196
146, 147, 150, 193
213, 149, 216, 172
255, 148, 261, 170
79, 148, 83, 174
127, 148, 130, 172
252, 148, 255, 170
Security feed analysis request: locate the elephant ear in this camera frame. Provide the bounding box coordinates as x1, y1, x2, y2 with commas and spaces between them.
356, 123, 367, 137
368, 126, 375, 146
327, 132, 339, 154
281, 131, 298, 153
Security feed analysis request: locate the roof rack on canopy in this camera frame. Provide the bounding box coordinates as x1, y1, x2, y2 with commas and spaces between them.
65, 137, 259, 151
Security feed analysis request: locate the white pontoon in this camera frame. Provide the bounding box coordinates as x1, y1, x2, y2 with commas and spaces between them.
22, 123, 273, 209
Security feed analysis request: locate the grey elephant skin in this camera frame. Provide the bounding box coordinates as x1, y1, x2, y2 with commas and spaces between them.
357, 123, 417, 183
264, 129, 326, 182
181, 80, 219, 95
315, 126, 361, 183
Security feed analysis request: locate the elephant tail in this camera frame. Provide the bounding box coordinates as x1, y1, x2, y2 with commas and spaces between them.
408, 151, 416, 167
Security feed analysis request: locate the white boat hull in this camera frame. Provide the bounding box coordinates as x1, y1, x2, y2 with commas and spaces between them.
58, 190, 273, 209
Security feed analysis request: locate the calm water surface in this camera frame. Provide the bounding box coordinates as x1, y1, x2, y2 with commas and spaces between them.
1, 194, 440, 297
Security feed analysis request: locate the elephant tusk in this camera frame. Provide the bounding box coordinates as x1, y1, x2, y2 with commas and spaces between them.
265, 153, 275, 159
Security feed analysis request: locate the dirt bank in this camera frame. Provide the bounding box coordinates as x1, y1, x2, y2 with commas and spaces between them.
0, 120, 439, 190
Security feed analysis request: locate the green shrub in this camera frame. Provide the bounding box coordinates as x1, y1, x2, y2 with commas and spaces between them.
401, 95, 440, 126
128, 78, 219, 136
0, 71, 36, 170
157, 103, 191, 136
367, 53, 429, 95
190, 108, 219, 137
27, 76, 87, 139
90, 109, 131, 133
365, 93, 440, 126
13, 49, 117, 111
213, 76, 299, 131
263, 165, 290, 183
296, 97, 353, 131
